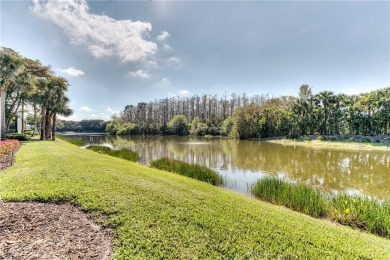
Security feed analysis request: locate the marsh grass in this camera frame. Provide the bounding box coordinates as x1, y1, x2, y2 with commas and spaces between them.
329, 193, 390, 237
252, 177, 390, 238
251, 177, 326, 217
86, 145, 139, 162
150, 157, 223, 185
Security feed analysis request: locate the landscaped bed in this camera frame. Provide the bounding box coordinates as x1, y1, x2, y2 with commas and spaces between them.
0, 202, 112, 259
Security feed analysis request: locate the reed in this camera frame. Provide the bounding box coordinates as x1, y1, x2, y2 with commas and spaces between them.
251, 177, 390, 238
86, 145, 139, 162
251, 177, 326, 217
150, 157, 223, 186
329, 193, 390, 238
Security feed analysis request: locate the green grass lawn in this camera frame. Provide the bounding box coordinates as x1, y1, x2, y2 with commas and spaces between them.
0, 140, 389, 259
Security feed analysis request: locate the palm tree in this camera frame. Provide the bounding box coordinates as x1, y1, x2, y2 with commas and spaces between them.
43, 76, 70, 140
0, 48, 24, 139
52, 104, 73, 141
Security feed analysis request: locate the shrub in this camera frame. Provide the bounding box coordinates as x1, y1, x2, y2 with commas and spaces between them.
329, 136, 336, 141
317, 135, 324, 141
6, 133, 31, 141
168, 115, 189, 135
286, 133, 299, 140
86, 145, 139, 162
150, 157, 223, 186
0, 139, 20, 158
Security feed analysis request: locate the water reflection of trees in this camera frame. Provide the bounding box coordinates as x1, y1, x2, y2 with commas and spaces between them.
78, 135, 390, 199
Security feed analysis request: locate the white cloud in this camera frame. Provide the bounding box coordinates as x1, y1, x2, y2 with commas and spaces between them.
89, 114, 99, 118
106, 107, 120, 114
31, 0, 157, 63
163, 44, 173, 51
167, 57, 180, 64
146, 60, 157, 67
57, 67, 84, 77
161, 78, 171, 85
128, 70, 151, 79
178, 89, 189, 96
156, 31, 170, 42
79, 106, 93, 112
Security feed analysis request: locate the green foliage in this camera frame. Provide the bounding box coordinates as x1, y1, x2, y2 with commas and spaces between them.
23, 129, 33, 135
86, 145, 139, 162
251, 177, 326, 217
56, 119, 108, 132
231, 99, 292, 139
252, 177, 390, 238
6, 133, 31, 141
363, 137, 371, 143
189, 117, 209, 136
0, 140, 389, 258
286, 132, 299, 140
329, 193, 390, 238
150, 157, 223, 185
221, 116, 234, 136
317, 135, 324, 141
105, 119, 139, 135
167, 115, 189, 136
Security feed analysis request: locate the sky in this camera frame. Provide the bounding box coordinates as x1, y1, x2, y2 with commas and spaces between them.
1, 0, 389, 121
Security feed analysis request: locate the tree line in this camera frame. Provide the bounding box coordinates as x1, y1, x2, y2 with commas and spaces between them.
109, 93, 272, 135
56, 119, 108, 132
110, 85, 390, 138
0, 47, 72, 140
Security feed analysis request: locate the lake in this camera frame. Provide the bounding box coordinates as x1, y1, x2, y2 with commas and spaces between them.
66, 134, 390, 199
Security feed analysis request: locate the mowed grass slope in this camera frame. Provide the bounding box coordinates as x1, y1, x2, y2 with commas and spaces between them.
0, 140, 389, 259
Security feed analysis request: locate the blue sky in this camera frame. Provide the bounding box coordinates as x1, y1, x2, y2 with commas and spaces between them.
1, 0, 389, 120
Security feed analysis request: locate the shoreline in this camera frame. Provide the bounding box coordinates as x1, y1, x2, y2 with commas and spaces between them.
1, 139, 389, 258
253, 134, 390, 151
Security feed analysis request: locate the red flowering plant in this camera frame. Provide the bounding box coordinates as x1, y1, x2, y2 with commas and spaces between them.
0, 139, 20, 159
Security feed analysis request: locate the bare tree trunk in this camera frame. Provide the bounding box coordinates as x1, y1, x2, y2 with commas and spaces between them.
45, 110, 51, 140
51, 112, 56, 141
40, 106, 46, 140
32, 104, 38, 136
0, 88, 6, 139
21, 98, 25, 133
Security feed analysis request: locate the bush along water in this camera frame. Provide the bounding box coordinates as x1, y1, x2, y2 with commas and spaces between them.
150, 157, 223, 186
251, 177, 390, 238
86, 145, 139, 162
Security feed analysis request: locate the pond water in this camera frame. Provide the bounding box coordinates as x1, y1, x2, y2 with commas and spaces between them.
66, 134, 390, 199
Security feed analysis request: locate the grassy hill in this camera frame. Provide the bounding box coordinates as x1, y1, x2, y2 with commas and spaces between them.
0, 139, 389, 259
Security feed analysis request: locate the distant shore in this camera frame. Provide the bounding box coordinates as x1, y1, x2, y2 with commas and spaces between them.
255, 134, 390, 151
